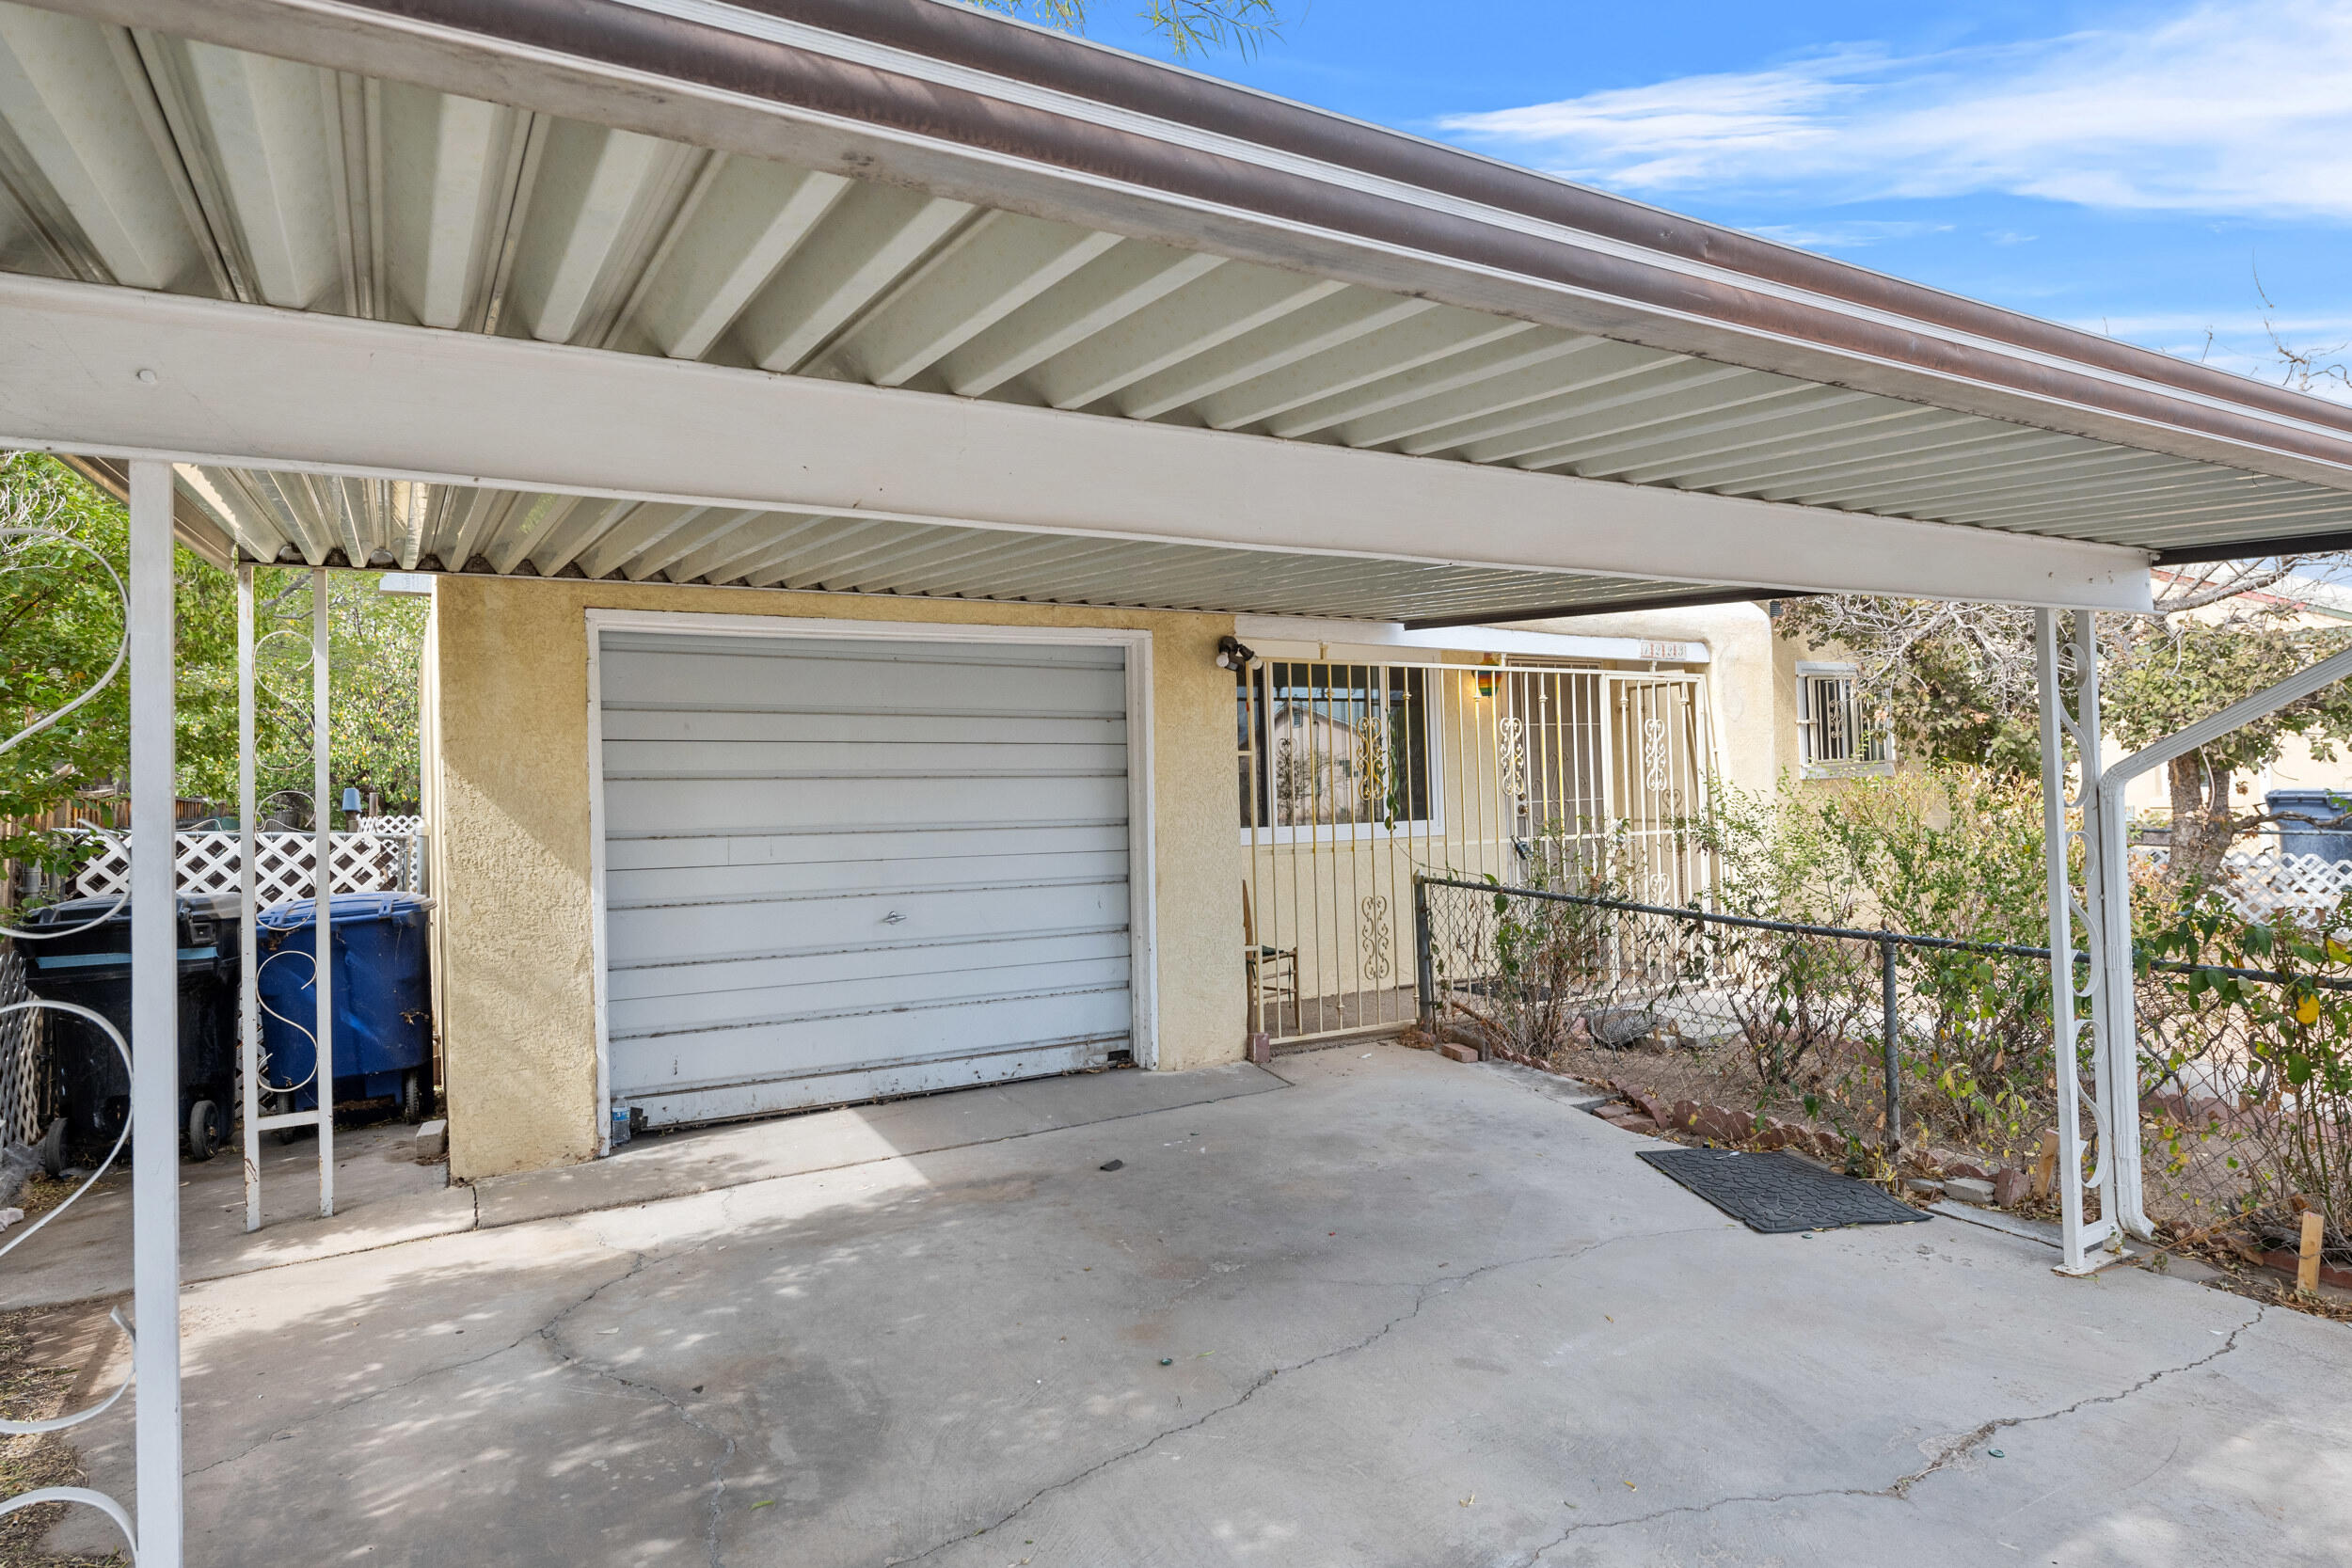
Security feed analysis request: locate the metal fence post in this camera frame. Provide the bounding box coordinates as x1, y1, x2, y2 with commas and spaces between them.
1880, 936, 1902, 1158
1413, 876, 1435, 1031
311, 567, 336, 1218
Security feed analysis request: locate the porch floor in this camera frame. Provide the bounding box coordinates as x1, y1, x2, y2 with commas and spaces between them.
25, 1046, 2351, 1566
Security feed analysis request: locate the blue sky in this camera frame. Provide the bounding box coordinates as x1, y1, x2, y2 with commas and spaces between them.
1055, 0, 2352, 400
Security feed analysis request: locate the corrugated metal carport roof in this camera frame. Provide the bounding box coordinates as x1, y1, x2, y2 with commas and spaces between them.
3, 0, 2350, 621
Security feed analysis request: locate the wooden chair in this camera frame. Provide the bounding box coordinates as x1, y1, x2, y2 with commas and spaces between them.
1243, 880, 1300, 1035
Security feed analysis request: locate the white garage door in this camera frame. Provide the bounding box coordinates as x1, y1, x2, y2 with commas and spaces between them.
596, 628, 1136, 1128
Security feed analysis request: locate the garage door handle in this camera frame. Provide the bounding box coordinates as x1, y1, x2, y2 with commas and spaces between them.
881, 910, 907, 925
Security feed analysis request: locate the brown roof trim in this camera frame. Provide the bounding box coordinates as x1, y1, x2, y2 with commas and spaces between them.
316, 0, 2352, 483
713, 0, 2348, 435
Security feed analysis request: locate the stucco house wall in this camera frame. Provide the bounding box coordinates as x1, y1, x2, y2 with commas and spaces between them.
424, 576, 1241, 1182
1516, 602, 1789, 798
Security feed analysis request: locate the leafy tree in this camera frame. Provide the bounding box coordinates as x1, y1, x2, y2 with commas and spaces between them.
972, 0, 1281, 57
183, 567, 429, 822
1776, 562, 2352, 889
2104, 610, 2352, 885
1, 454, 426, 888
2, 454, 236, 874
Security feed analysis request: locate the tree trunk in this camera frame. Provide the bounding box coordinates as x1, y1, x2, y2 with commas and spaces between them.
2167, 752, 2236, 888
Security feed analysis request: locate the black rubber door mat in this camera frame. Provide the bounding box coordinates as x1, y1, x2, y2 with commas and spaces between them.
1637, 1148, 1929, 1233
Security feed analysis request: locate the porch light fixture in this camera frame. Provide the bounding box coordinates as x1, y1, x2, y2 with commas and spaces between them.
1216, 635, 1256, 671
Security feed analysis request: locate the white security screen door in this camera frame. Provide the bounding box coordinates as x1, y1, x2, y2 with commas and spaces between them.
596, 628, 1135, 1128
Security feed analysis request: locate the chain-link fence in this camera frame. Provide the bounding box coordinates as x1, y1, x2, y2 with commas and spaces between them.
1415, 874, 2352, 1270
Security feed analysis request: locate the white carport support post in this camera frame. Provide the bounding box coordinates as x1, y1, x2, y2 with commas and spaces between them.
2092, 635, 2352, 1230
128, 458, 184, 1564
238, 564, 260, 1232
312, 568, 335, 1217
240, 566, 341, 1225
2036, 610, 2125, 1275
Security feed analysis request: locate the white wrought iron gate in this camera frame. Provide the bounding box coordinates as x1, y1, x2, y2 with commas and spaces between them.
1238, 657, 1715, 1045
1603, 673, 1715, 908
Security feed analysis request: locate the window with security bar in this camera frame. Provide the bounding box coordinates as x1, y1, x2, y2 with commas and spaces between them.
1796, 662, 1894, 776
1237, 662, 1433, 831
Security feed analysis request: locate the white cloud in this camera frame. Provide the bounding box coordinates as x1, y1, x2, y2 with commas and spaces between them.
1438, 1, 2352, 220
1741, 219, 1952, 249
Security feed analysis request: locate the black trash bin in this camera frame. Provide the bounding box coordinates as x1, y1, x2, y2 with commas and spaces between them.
2266, 789, 2352, 863
10, 893, 243, 1164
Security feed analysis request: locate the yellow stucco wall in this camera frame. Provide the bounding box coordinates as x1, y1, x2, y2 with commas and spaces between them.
429, 577, 1242, 1181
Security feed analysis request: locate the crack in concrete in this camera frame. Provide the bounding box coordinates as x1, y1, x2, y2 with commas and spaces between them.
190, 1204, 749, 1551
884, 1227, 1710, 1568
182, 1248, 646, 1480
1875, 1304, 2267, 1498
533, 1227, 746, 1568
540, 1309, 739, 1568
1516, 1304, 2269, 1562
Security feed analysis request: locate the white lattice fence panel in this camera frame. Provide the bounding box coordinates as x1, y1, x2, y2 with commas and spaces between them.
70, 832, 425, 905
358, 821, 428, 893
2134, 846, 2352, 923
2218, 849, 2352, 921
0, 946, 43, 1147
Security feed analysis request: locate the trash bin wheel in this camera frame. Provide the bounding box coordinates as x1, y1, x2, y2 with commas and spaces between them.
270, 1091, 302, 1146
400, 1069, 432, 1125
186, 1100, 222, 1163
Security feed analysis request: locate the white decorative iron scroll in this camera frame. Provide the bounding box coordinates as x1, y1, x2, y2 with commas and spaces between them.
1497, 714, 1527, 804
0, 526, 142, 1559
1361, 894, 1392, 983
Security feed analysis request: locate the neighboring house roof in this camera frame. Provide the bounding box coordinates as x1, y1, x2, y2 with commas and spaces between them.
2152, 567, 2352, 624
2243, 571, 2352, 624
2, 1, 2348, 621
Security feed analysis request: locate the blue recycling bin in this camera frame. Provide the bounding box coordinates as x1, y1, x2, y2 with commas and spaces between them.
2266, 789, 2352, 863
256, 892, 435, 1121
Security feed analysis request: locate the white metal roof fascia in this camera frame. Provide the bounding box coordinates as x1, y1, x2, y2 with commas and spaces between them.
40, 0, 2352, 502
1233, 613, 1712, 666
0, 274, 2157, 610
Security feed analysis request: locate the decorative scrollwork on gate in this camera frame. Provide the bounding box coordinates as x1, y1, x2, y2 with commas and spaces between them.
1360, 894, 1392, 983
1642, 714, 1671, 795
1355, 710, 1393, 826
0, 527, 126, 760
1497, 714, 1527, 802
0, 515, 141, 1560
0, 1001, 141, 1561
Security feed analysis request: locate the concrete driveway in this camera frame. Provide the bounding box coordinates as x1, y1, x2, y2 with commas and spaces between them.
28, 1045, 2352, 1566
